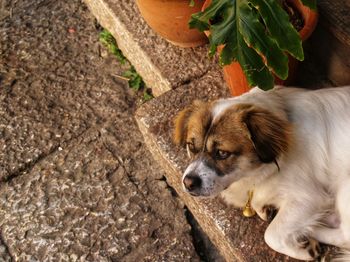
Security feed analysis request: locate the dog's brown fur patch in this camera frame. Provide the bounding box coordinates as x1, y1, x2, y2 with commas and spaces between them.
238, 104, 292, 163
174, 101, 292, 172
173, 100, 212, 151
205, 105, 261, 173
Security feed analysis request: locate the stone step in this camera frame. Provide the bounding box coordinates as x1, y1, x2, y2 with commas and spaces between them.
135, 70, 285, 261
135, 71, 298, 261
134, 68, 338, 261
84, 0, 350, 96
83, 0, 215, 97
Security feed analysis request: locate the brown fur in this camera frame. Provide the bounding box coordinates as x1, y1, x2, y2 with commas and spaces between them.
174, 101, 292, 167
173, 100, 212, 151
238, 104, 292, 163
204, 105, 261, 173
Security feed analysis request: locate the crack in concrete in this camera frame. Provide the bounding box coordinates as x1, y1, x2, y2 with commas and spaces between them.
175, 68, 213, 90
152, 175, 214, 261
1, 144, 61, 184
184, 206, 225, 262
1, 126, 91, 184
184, 207, 210, 262
103, 141, 141, 189
152, 176, 218, 261
101, 137, 206, 259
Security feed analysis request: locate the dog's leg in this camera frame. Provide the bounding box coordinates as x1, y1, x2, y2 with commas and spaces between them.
264, 206, 323, 260
253, 175, 281, 222
312, 227, 349, 247
313, 179, 350, 248
336, 179, 350, 247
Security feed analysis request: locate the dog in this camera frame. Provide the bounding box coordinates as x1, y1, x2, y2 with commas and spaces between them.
173, 86, 350, 261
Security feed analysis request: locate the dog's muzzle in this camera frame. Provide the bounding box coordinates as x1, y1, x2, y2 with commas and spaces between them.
183, 172, 202, 194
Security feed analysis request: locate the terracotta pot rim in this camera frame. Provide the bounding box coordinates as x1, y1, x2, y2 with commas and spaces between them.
292, 0, 319, 41
136, 0, 208, 48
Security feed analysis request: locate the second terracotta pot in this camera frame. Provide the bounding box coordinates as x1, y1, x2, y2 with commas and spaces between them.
136, 0, 208, 48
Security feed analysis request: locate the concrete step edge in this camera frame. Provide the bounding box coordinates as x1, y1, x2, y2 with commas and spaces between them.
83, 0, 172, 96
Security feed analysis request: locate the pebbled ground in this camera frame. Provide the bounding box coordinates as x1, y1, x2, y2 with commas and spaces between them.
0, 0, 204, 260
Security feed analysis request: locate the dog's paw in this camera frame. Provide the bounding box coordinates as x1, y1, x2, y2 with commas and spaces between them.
297, 236, 324, 260
261, 205, 278, 223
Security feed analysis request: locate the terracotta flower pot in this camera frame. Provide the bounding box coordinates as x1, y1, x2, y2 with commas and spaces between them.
202, 0, 318, 96
136, 0, 208, 48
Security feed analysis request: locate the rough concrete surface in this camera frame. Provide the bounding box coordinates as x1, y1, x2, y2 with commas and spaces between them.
0, 128, 190, 261
0, 0, 210, 260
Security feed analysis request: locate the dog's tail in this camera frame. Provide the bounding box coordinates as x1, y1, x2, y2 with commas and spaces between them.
330, 249, 350, 261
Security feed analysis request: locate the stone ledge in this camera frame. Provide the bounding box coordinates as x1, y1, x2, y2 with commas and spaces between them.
83, 0, 216, 97
135, 70, 301, 261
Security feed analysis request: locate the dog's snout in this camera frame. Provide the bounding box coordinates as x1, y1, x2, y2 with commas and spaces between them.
183, 174, 202, 191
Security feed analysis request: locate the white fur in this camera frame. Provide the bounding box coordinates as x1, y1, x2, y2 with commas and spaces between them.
234, 86, 350, 260
183, 157, 240, 197
184, 86, 350, 260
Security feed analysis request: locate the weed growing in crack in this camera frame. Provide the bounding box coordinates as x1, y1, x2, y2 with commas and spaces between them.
122, 66, 144, 91
99, 29, 153, 102
99, 29, 127, 64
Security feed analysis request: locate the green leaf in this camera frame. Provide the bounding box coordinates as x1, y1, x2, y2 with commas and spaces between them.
220, 4, 274, 90
123, 66, 145, 91
209, 1, 236, 46
249, 0, 304, 61
189, 0, 229, 32
220, 39, 236, 65
189, 0, 308, 90
99, 28, 153, 96
300, 0, 317, 10
189, 0, 195, 7
189, 17, 209, 32
143, 90, 154, 102
238, 1, 289, 79
99, 29, 127, 64
235, 32, 274, 90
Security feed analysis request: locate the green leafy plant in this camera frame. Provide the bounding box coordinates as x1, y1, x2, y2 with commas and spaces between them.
142, 89, 154, 101
189, 0, 317, 90
99, 29, 127, 64
99, 29, 153, 102
123, 66, 144, 91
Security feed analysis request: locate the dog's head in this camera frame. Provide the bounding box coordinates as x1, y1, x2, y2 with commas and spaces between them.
174, 99, 291, 197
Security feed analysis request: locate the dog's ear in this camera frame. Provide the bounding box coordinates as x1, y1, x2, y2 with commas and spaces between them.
173, 100, 208, 147
241, 106, 291, 163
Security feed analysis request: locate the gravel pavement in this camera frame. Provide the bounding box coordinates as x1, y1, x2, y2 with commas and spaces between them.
0, 0, 203, 260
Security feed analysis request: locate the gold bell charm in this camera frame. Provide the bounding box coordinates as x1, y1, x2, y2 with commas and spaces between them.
243, 190, 256, 218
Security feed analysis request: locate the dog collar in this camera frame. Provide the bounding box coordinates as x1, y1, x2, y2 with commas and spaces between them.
243, 190, 256, 217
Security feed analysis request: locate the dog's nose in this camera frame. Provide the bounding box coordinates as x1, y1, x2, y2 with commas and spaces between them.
183, 174, 202, 191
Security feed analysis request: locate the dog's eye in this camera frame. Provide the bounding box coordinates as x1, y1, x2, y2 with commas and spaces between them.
232, 148, 242, 156
186, 142, 198, 158
186, 142, 196, 152
215, 150, 230, 160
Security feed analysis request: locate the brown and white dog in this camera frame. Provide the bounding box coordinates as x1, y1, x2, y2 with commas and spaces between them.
174, 86, 350, 261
